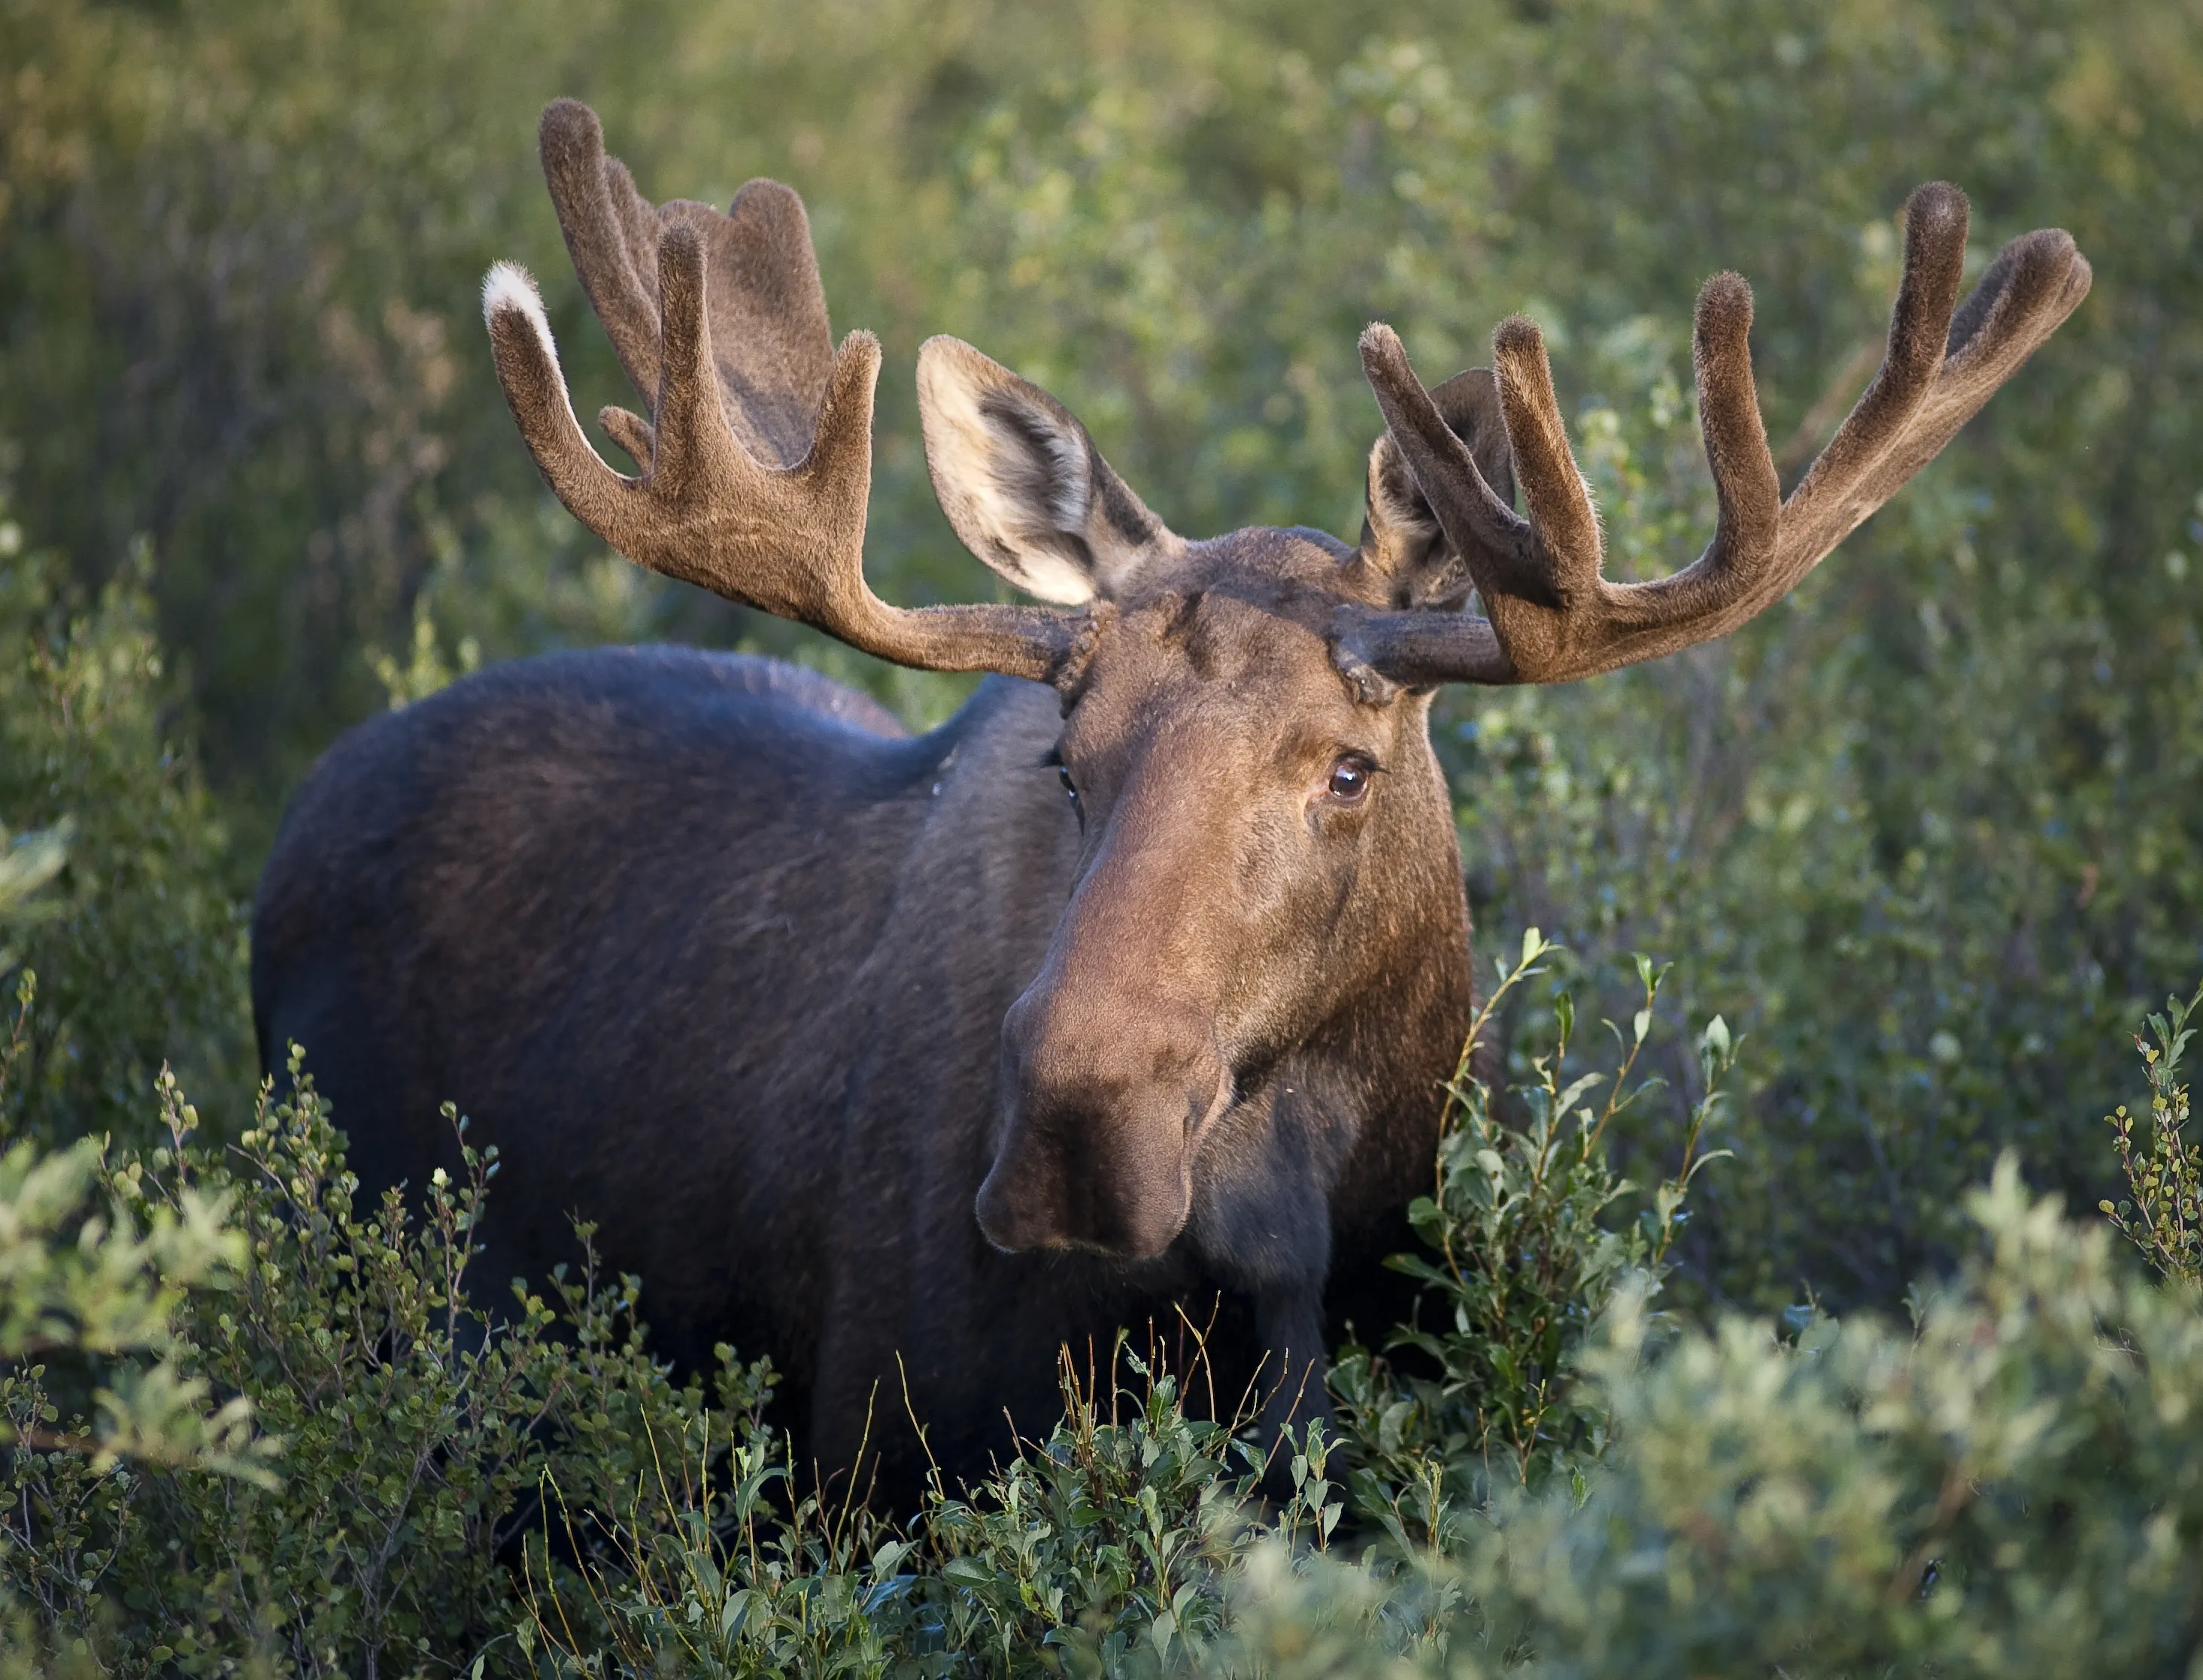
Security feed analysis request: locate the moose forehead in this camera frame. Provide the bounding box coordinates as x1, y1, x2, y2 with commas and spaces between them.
1061, 525, 1379, 714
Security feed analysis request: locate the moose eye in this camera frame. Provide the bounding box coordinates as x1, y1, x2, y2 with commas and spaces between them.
1326, 754, 1374, 803
1043, 744, 1080, 807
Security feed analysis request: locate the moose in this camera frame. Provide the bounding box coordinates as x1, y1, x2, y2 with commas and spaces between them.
252, 99, 2089, 1503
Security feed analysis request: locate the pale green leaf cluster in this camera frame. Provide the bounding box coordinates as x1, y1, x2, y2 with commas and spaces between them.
1334, 934, 1737, 1522
2102, 983, 2203, 1287
1229, 1158, 2203, 1679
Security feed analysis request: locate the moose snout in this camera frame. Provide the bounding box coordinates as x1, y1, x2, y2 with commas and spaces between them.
978, 993, 1224, 1260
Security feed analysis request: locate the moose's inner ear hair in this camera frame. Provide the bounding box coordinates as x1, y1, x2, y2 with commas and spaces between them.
918, 335, 1179, 606
1355, 366, 1516, 611
1360, 429, 1455, 608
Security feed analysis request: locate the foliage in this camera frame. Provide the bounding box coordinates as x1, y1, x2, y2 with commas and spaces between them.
2101, 981, 2203, 1290
0, 1008, 270, 1484
520, 1345, 1332, 1678
5, 892, 2203, 1680
8, 1024, 2198, 1678
0, 1056, 781, 1678
1334, 933, 1735, 1520
0, 823, 70, 976
0, 522, 250, 1148
1224, 1158, 2203, 1680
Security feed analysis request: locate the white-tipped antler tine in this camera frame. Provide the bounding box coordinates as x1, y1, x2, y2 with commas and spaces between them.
482, 261, 637, 537
485, 100, 1086, 685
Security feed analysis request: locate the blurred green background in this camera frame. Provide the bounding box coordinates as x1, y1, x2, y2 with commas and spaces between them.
2, 0, 2198, 1314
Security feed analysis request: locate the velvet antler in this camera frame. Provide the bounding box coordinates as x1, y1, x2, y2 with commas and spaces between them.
1336, 183, 2091, 691
483, 100, 1082, 681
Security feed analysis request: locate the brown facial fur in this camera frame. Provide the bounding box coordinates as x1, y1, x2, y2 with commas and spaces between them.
982, 536, 1463, 1263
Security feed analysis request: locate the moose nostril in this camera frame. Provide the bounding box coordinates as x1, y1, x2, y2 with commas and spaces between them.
975, 1151, 1067, 1253
980, 1083, 1206, 1260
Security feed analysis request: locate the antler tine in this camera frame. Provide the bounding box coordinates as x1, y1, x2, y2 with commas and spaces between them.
539, 99, 667, 408
483, 102, 1084, 684
1782, 216, 2090, 562
1337, 182, 2089, 690
1486, 314, 1608, 605
1764, 182, 1971, 568
483, 260, 636, 540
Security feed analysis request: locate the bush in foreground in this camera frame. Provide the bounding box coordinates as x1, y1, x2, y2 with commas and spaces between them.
1229, 1150, 2203, 1679
1, 969, 2201, 1675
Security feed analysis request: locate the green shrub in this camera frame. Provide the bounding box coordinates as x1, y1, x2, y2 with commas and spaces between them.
0, 1055, 777, 1678
1332, 934, 1734, 1524
0, 521, 250, 1148
518, 1347, 1301, 1678
0, 998, 269, 1487
6, 963, 2203, 1678
1230, 1151, 2203, 1680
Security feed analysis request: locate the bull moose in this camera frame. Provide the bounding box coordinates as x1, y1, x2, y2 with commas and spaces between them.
251, 99, 2089, 1503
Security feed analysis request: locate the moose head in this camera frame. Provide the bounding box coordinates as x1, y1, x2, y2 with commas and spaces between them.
484, 100, 2089, 1262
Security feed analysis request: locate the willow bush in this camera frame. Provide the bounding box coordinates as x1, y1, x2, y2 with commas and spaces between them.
1228, 1151, 2203, 1680
0, 517, 249, 1149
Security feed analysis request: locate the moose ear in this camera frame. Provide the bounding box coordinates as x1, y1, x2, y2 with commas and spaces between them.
918, 336, 1178, 605
1357, 368, 1517, 610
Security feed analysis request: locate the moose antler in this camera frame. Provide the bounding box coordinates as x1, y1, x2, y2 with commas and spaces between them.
1337, 183, 2092, 690
483, 100, 1081, 681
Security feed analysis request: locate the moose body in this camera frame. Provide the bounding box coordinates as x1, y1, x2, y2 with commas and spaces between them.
256, 641, 1463, 1492
251, 101, 2087, 1504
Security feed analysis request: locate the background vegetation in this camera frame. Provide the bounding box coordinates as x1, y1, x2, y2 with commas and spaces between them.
6, 0, 2198, 1310
2, 0, 2201, 1670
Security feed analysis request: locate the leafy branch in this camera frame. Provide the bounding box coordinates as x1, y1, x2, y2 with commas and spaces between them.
0, 1062, 276, 1483
2101, 980, 2203, 1288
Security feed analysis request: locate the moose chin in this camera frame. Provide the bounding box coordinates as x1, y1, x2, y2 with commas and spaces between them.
250, 99, 2089, 1509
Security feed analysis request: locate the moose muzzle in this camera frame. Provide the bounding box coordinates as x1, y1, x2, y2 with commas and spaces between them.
978, 990, 1227, 1260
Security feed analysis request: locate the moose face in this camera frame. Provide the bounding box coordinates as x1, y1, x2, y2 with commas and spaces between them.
976, 560, 1458, 1257
905, 336, 1491, 1260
